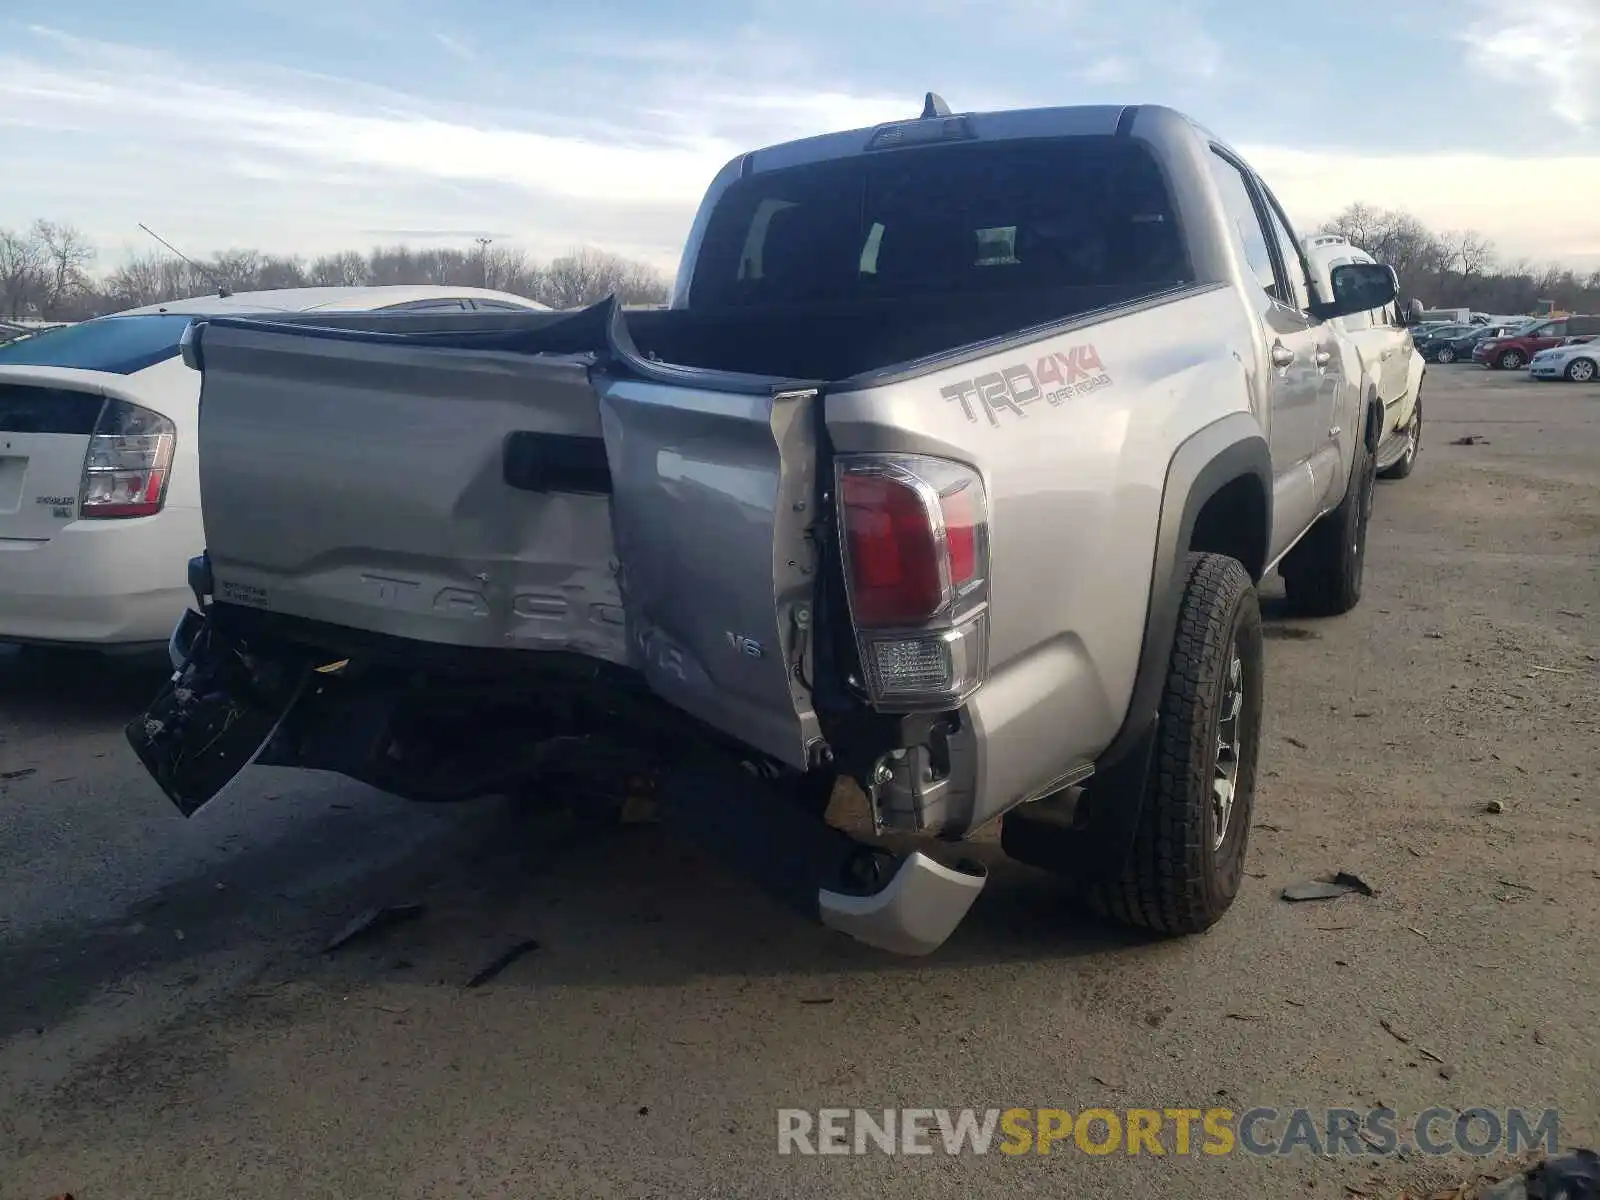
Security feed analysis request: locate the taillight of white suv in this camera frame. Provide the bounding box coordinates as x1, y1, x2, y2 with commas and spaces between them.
80, 398, 176, 519
835, 454, 991, 711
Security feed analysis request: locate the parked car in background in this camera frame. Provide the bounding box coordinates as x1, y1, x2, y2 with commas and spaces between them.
1421, 324, 1512, 364
1529, 336, 1599, 382
1473, 315, 1600, 369
0, 286, 551, 652
1409, 321, 1462, 343
1302, 233, 1424, 479
1412, 324, 1475, 359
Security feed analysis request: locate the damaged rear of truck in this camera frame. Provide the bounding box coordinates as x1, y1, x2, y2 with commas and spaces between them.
127, 99, 1392, 955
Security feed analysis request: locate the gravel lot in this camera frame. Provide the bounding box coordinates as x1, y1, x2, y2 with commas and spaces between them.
1, 368, 1596, 1199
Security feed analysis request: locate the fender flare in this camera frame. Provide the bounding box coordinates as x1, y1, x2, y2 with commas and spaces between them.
1363, 387, 1384, 454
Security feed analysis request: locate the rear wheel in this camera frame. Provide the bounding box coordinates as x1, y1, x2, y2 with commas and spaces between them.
1083, 553, 1262, 935
1435, 346, 1456, 364
1379, 398, 1421, 481
1566, 357, 1597, 383
1497, 349, 1525, 370
1281, 428, 1376, 617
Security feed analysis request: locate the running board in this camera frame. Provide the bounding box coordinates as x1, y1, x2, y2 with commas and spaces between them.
655, 754, 986, 956
1374, 428, 1410, 471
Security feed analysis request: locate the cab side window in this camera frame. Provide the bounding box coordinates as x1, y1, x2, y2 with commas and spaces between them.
1258, 189, 1313, 313
1206, 151, 1281, 303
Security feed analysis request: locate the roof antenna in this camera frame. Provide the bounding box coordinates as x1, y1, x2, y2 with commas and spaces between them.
921, 92, 951, 119
137, 223, 231, 298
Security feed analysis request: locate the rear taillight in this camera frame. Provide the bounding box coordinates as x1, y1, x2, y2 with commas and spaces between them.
836, 455, 990, 711
80, 398, 176, 519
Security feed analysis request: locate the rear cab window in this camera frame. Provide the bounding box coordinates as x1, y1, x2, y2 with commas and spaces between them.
0, 315, 196, 375
689, 136, 1196, 309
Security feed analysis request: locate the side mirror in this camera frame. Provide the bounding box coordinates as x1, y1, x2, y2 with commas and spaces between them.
1316, 262, 1400, 322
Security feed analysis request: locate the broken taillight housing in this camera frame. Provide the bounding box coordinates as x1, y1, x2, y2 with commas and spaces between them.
80, 398, 176, 519
836, 454, 990, 711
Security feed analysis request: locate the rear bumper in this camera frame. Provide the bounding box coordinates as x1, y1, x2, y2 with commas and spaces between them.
0, 509, 200, 647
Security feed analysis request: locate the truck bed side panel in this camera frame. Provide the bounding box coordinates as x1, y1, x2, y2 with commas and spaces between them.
824, 286, 1258, 826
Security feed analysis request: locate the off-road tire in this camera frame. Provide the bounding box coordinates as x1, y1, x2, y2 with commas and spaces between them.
1565, 356, 1597, 383
1281, 432, 1376, 617
1497, 349, 1525, 370
1379, 397, 1421, 481
1085, 553, 1262, 935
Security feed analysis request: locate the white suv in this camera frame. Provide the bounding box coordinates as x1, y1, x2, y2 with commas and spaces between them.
1303, 233, 1425, 481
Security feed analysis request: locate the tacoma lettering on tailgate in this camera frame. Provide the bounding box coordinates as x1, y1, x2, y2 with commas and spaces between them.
940, 344, 1113, 426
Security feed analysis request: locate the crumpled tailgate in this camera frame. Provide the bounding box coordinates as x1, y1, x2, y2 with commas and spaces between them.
185, 313, 823, 770
195, 319, 626, 662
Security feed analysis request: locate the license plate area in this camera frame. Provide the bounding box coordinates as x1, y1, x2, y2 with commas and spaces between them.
126, 616, 311, 817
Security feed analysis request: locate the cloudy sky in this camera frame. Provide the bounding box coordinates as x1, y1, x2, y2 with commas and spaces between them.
2, 0, 1597, 274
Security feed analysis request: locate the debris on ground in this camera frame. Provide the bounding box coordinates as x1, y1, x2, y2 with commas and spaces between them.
1479, 1149, 1599, 1199
0, 767, 37, 782
1380, 1018, 1409, 1044
1282, 872, 1376, 902
322, 903, 426, 954
1484, 800, 1506, 815
1263, 626, 1321, 640
464, 938, 541, 988
1450, 435, 1490, 446
1284, 735, 1309, 748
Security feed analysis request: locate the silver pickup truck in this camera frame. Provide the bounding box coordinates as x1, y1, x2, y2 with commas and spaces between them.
127, 97, 1405, 956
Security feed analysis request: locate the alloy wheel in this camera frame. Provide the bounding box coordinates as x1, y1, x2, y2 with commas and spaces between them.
1212, 652, 1245, 852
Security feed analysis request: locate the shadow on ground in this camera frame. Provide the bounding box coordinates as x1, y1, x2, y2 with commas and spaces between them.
0, 644, 170, 731
0, 775, 1166, 1044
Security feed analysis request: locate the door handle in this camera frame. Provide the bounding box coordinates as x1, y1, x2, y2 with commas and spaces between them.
1271, 343, 1295, 368
1314, 347, 1332, 368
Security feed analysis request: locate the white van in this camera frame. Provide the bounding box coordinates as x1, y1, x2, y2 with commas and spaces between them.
1302, 233, 1424, 480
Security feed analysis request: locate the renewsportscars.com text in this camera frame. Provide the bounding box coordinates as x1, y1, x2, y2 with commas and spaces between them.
777, 1107, 1561, 1159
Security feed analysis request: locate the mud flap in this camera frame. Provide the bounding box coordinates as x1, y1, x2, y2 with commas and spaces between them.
125, 613, 312, 817
655, 753, 986, 956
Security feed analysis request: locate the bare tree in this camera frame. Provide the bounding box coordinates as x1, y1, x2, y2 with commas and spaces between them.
537, 246, 669, 308
308, 250, 370, 287
254, 254, 309, 290
1440, 230, 1495, 279
32, 220, 97, 318
209, 249, 265, 293
104, 253, 168, 308
0, 225, 47, 320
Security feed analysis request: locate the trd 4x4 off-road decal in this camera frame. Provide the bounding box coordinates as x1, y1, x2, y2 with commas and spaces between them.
939, 344, 1113, 426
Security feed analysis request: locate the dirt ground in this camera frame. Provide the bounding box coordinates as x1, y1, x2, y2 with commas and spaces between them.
1, 368, 1596, 1200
